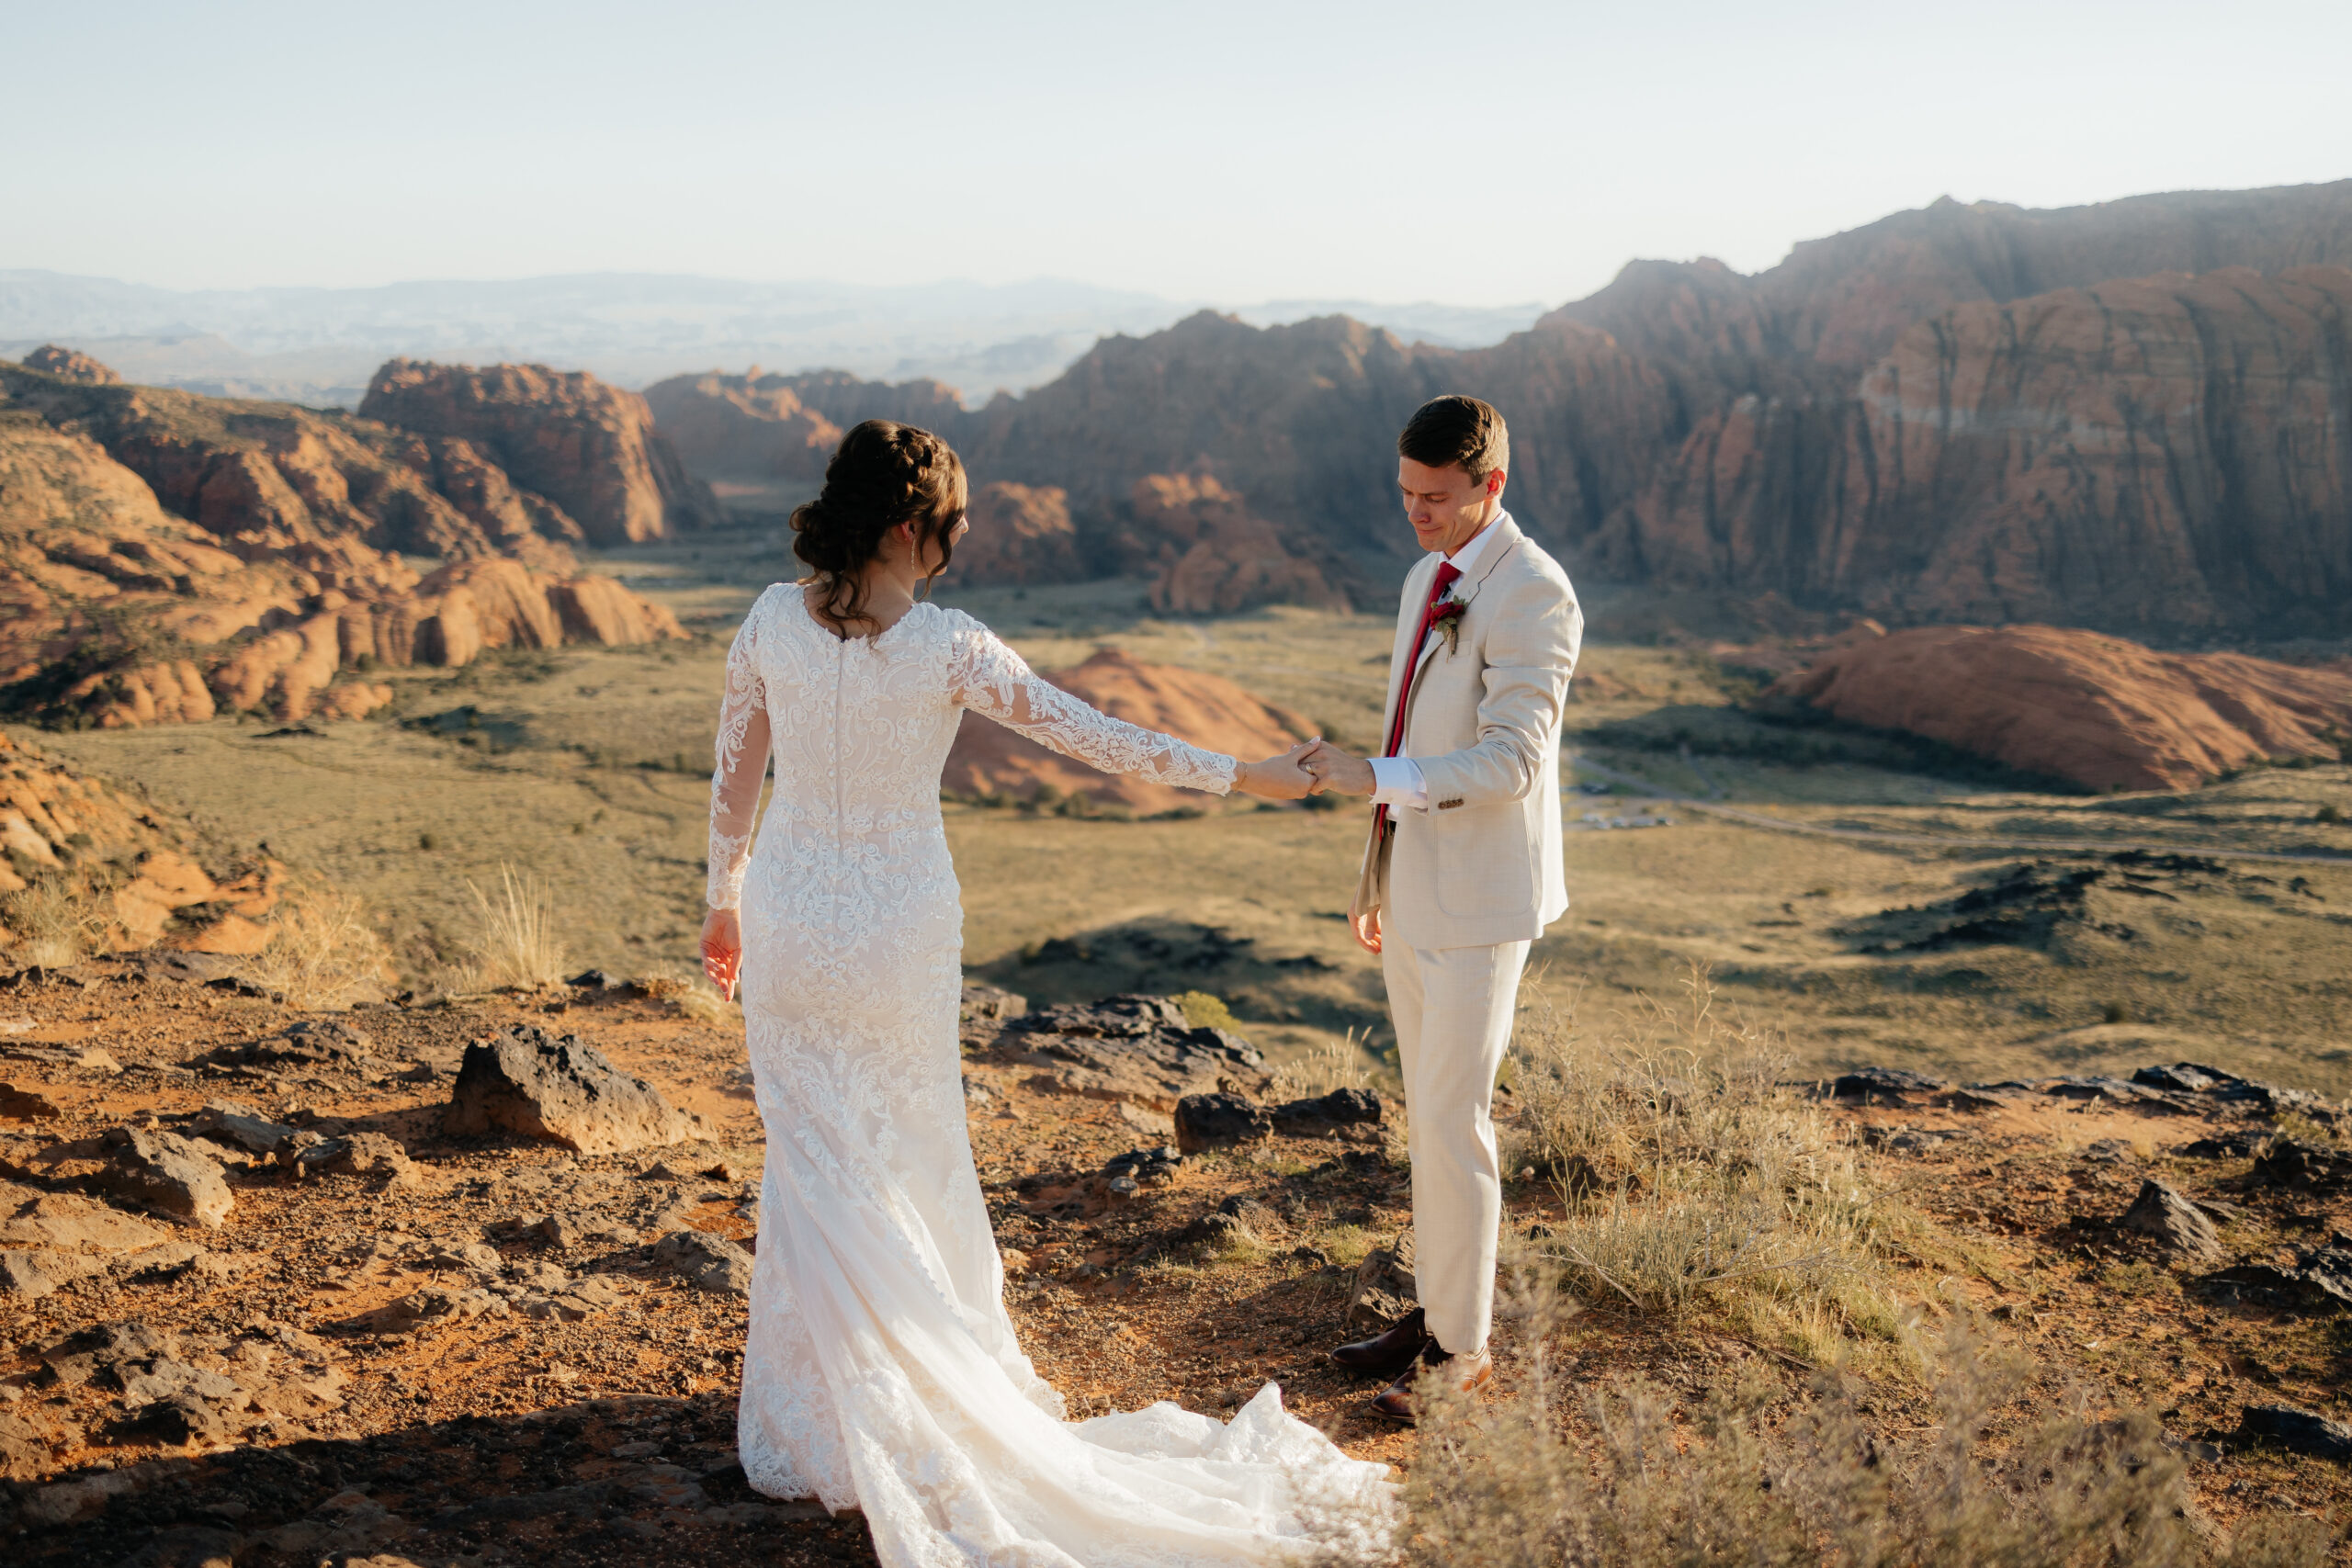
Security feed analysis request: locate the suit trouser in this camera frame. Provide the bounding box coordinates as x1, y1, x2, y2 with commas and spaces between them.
1380, 935, 1530, 1357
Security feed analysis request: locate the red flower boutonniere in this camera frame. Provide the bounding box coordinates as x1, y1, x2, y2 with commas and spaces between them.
1430, 596, 1469, 655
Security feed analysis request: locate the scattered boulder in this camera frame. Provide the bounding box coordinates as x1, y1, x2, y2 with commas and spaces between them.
2114, 1178, 2223, 1265
1347, 1237, 1417, 1328
0, 1081, 61, 1120
999, 994, 1272, 1110
444, 1023, 707, 1155
93, 1127, 233, 1228
2236, 1404, 2352, 1462
1271, 1088, 1383, 1133
296, 1131, 421, 1188
1101, 1146, 1182, 1190
652, 1229, 752, 1297
1175, 1092, 1272, 1154
2251, 1139, 2352, 1191
188, 1100, 313, 1157
2199, 1236, 2352, 1312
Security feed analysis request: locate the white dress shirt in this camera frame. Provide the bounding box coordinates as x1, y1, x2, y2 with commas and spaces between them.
1367, 515, 1505, 814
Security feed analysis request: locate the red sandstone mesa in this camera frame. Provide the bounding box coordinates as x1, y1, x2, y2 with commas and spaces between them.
1769, 624, 2352, 793
942, 648, 1310, 814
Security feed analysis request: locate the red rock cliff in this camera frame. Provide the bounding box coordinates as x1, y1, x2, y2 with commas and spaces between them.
360, 359, 719, 544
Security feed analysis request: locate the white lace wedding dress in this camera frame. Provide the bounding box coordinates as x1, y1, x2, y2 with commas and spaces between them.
707, 585, 1393, 1567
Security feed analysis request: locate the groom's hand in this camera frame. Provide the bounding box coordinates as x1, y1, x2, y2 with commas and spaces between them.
1302, 739, 1376, 796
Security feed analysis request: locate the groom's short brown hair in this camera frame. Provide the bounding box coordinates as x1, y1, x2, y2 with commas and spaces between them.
1398, 395, 1509, 482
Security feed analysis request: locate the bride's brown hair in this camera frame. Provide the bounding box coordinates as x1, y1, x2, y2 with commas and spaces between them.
791, 419, 967, 630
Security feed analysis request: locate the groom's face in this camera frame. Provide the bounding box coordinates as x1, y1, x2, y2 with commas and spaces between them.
1398, 457, 1503, 556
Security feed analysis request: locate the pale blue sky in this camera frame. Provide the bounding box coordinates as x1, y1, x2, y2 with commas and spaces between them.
9, 0, 2348, 306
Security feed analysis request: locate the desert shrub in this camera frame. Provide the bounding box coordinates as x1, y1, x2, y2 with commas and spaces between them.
1323, 1292, 2328, 1568
460, 864, 567, 989
0, 874, 106, 967
1271, 1028, 1376, 1100
1175, 989, 1239, 1031
1509, 968, 1902, 1360
629, 967, 737, 1025
237, 887, 394, 1010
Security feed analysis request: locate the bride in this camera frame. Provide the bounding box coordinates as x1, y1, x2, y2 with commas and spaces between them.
698, 419, 1394, 1565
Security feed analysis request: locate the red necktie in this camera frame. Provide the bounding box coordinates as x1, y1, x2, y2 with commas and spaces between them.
1372, 560, 1462, 840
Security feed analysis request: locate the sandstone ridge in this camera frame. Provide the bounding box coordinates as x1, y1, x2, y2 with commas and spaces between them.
1768, 624, 2352, 793
2, 355, 685, 728
360, 359, 718, 545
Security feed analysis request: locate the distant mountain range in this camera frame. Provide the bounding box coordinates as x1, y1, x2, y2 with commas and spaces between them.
653, 181, 2352, 638
0, 271, 1546, 408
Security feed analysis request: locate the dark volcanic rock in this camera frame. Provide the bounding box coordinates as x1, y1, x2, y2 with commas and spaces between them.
94, 1126, 232, 1228
999, 995, 1270, 1110
2114, 1178, 2223, 1265
1174, 1093, 1273, 1154
1270, 1088, 1384, 1131
2199, 1238, 2352, 1312
2236, 1404, 2352, 1462
2252, 1139, 2352, 1191
445, 1024, 706, 1156
1831, 1066, 1951, 1101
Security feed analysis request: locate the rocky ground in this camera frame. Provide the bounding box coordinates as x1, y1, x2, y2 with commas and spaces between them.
1, 962, 2348, 1566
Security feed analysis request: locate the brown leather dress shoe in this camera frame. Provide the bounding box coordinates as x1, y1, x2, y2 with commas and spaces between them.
1329, 1307, 1433, 1377
1368, 1342, 1492, 1425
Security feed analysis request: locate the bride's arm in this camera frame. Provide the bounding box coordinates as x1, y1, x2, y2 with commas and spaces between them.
946, 617, 1306, 796
701, 605, 770, 996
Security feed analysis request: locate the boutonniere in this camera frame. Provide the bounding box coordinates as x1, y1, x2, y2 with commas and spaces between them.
1430, 596, 1469, 655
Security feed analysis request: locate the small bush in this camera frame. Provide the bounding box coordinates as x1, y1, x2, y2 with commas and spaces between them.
1509, 967, 1902, 1360
460, 864, 567, 989
237, 887, 394, 1010
2317, 803, 2345, 825
0, 874, 105, 967
1174, 990, 1239, 1032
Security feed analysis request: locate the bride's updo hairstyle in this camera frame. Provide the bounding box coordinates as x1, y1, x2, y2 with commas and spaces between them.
791, 419, 967, 630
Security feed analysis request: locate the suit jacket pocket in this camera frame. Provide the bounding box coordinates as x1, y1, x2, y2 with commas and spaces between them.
1431, 804, 1538, 920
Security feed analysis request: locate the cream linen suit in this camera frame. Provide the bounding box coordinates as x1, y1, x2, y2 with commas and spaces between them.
1348, 511, 1581, 1355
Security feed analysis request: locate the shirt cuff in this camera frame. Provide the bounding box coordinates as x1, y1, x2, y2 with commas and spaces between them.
1367, 755, 1429, 813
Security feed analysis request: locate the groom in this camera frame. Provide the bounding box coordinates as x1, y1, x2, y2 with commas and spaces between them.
1303, 395, 1581, 1423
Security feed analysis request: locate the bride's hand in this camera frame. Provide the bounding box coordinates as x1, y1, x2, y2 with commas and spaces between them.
1234, 739, 1317, 800
700, 908, 742, 1001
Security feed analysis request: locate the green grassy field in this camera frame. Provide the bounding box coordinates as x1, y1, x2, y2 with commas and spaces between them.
17, 520, 2352, 1095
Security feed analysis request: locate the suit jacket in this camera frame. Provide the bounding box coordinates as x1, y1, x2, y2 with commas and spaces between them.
1349, 513, 1582, 950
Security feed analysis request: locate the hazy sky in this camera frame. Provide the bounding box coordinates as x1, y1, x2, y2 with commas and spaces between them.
11, 0, 2347, 307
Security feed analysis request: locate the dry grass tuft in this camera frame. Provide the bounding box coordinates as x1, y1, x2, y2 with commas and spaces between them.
1326, 1281, 2329, 1568
628, 967, 736, 1025
1272, 1027, 1377, 1100
460, 864, 568, 990
0, 874, 106, 967
237, 886, 394, 1010
1510, 965, 1904, 1362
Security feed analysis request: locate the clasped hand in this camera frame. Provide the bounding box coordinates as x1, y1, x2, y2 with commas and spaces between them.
1233, 739, 1374, 799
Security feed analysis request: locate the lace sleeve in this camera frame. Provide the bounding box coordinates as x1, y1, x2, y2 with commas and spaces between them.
945, 616, 1237, 795
707, 598, 773, 909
